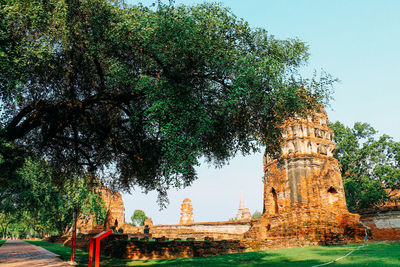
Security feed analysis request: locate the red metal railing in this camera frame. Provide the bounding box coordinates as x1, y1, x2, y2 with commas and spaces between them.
88, 230, 113, 267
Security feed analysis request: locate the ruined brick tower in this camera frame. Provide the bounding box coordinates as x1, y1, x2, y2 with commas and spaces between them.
262, 108, 349, 216
245, 107, 364, 246
101, 186, 125, 229
179, 198, 194, 224
76, 186, 125, 234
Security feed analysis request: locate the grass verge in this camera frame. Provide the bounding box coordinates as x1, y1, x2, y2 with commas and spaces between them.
0, 240, 5, 247
26, 240, 400, 267
25, 240, 131, 267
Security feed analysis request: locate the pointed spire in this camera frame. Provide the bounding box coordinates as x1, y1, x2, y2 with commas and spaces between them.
239, 190, 244, 209
236, 190, 251, 220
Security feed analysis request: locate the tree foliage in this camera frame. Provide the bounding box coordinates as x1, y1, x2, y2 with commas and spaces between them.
0, 142, 107, 236
0, 0, 334, 205
252, 210, 262, 219
131, 209, 148, 226
330, 121, 400, 211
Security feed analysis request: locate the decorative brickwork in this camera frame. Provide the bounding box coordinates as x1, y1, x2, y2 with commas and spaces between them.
245, 108, 364, 246
179, 198, 194, 224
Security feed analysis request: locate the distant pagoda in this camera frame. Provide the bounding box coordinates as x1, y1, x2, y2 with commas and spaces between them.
236, 191, 251, 220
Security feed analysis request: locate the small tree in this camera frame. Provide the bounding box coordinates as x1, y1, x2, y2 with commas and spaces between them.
252, 210, 262, 219
131, 210, 148, 226
330, 121, 400, 211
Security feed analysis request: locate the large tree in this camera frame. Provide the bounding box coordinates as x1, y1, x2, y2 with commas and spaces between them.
330, 121, 400, 211
0, 0, 333, 205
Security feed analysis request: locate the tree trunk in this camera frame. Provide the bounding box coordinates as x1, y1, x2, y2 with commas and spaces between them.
1, 223, 10, 240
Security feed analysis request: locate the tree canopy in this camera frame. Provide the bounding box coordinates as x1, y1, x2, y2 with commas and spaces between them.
0, 0, 333, 205
330, 121, 400, 211
131, 209, 148, 226
252, 210, 262, 219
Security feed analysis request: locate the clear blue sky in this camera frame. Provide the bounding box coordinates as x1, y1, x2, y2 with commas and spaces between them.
123, 0, 400, 224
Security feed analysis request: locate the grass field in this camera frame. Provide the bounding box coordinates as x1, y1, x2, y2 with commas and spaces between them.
0, 240, 5, 247
26, 240, 400, 267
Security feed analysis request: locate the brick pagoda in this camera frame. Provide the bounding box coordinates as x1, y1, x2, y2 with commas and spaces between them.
245, 107, 364, 247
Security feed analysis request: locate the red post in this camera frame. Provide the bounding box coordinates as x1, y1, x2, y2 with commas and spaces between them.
70, 230, 76, 262
70, 209, 78, 263
87, 230, 112, 267
95, 238, 101, 267
88, 238, 94, 267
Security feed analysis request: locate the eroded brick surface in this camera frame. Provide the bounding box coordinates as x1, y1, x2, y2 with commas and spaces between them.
245, 108, 365, 247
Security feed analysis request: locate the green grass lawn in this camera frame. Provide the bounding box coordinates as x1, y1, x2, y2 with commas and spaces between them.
26, 240, 400, 267
0, 240, 5, 247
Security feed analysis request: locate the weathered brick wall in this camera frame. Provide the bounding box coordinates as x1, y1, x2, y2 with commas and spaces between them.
101, 239, 250, 260
148, 220, 251, 240
121, 223, 143, 234
360, 210, 400, 241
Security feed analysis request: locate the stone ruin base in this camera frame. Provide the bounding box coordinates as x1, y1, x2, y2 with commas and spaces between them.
244, 213, 366, 251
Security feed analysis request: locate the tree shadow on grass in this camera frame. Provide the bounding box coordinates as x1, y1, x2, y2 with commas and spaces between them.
135, 250, 330, 267
132, 242, 400, 267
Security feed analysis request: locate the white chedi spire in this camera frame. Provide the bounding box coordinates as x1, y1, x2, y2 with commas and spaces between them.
236, 190, 251, 220
239, 190, 245, 209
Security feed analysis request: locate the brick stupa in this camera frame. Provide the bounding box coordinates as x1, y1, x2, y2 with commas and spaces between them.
245, 107, 364, 246
179, 198, 194, 224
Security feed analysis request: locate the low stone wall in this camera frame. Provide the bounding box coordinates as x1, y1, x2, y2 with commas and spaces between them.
148, 220, 251, 240
102, 240, 250, 260
121, 223, 143, 234
360, 210, 400, 241
153, 220, 251, 234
